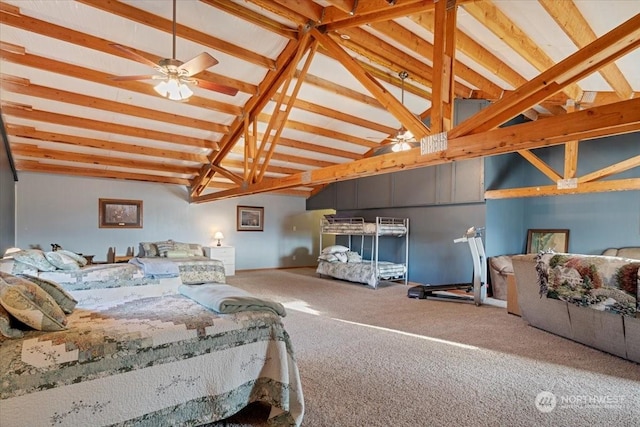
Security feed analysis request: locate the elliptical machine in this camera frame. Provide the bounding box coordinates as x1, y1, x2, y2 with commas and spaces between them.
407, 226, 487, 306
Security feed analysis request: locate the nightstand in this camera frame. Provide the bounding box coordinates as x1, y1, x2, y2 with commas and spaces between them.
204, 246, 235, 276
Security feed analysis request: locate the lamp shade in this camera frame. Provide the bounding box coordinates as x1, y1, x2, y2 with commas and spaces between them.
214, 232, 224, 246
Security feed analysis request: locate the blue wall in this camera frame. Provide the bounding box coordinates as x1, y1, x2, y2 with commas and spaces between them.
486, 132, 639, 255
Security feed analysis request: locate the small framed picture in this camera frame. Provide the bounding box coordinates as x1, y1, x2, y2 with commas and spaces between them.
526, 229, 569, 254
99, 199, 143, 228
237, 206, 264, 231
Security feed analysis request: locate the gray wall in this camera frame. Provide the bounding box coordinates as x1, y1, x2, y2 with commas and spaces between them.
15, 172, 327, 270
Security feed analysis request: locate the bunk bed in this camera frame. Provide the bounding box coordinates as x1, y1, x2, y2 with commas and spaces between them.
316, 216, 409, 289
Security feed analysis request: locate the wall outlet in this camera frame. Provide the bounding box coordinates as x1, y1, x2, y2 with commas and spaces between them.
292, 255, 296, 261
292, 225, 297, 231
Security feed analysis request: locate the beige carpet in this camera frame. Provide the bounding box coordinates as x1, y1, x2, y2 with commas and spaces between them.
213, 268, 639, 427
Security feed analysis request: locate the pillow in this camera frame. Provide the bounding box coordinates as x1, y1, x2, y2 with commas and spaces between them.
12, 249, 57, 272
155, 240, 175, 256
346, 251, 362, 263
18, 274, 77, 314
318, 253, 340, 262
174, 242, 204, 257
0, 304, 24, 338
334, 252, 348, 263
140, 242, 159, 257
164, 250, 190, 258
0, 274, 67, 331
321, 245, 350, 255
57, 250, 88, 267
45, 251, 81, 271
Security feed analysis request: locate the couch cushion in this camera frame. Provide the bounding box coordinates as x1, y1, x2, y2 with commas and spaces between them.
602, 247, 640, 260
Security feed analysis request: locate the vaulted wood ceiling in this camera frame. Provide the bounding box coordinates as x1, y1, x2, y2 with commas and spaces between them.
1, 0, 639, 202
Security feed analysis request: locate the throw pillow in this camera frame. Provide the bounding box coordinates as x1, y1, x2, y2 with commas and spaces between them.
57, 250, 88, 267
155, 240, 175, 257
346, 251, 362, 263
174, 242, 204, 257
0, 304, 24, 338
140, 242, 159, 257
0, 275, 67, 331
12, 249, 57, 272
321, 245, 350, 255
18, 274, 78, 314
164, 250, 190, 258
45, 251, 81, 271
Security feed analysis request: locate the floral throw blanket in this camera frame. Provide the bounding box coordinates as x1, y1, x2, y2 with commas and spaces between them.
535, 252, 639, 317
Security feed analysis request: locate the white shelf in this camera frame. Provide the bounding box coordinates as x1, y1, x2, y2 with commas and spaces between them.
204, 246, 235, 276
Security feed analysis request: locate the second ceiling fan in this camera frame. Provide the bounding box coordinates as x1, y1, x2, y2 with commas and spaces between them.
110, 0, 238, 100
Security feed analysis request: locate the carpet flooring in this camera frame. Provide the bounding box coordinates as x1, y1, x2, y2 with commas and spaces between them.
213, 268, 639, 427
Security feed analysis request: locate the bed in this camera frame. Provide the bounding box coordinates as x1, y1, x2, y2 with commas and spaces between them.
317, 216, 409, 288
0, 274, 304, 426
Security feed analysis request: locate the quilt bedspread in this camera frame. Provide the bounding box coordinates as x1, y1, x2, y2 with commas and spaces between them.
316, 260, 406, 287
170, 257, 227, 285
0, 284, 304, 426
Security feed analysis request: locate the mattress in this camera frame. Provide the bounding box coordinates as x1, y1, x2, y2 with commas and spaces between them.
316, 260, 406, 287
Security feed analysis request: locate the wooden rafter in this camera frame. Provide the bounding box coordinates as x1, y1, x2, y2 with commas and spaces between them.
451, 13, 640, 138
430, 0, 457, 133
191, 97, 640, 202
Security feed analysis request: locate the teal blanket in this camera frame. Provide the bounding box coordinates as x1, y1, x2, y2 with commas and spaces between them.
179, 283, 286, 317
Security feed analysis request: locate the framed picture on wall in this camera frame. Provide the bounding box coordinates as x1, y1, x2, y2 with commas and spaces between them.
99, 199, 143, 228
526, 229, 569, 254
237, 206, 264, 231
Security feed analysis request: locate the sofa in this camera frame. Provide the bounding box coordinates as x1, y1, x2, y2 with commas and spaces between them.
511, 250, 639, 363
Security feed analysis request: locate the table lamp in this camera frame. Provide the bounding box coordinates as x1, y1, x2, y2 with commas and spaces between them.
214, 231, 224, 246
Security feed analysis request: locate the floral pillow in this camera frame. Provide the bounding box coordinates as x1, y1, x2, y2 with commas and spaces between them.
174, 242, 204, 257
140, 242, 159, 257
0, 274, 67, 331
346, 251, 362, 263
45, 251, 81, 271
12, 249, 57, 272
18, 274, 77, 314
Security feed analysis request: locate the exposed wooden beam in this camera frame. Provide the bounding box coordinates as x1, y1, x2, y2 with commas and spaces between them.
539, 0, 633, 100
430, 0, 457, 133
199, 0, 297, 40
517, 150, 562, 183
312, 28, 430, 140
451, 14, 640, 138
485, 178, 639, 199
322, 0, 435, 30
14, 160, 191, 186
5, 124, 208, 163
462, 0, 583, 102
0, 76, 229, 135
0, 6, 255, 96
191, 98, 640, 202
0, 47, 242, 117
579, 155, 640, 184
77, 0, 275, 69
1, 104, 218, 150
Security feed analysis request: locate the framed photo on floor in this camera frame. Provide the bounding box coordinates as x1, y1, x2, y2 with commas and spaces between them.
237, 206, 264, 231
526, 229, 569, 254
99, 198, 143, 228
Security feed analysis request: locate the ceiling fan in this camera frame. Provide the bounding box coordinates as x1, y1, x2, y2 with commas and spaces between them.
372, 71, 419, 155
109, 0, 238, 100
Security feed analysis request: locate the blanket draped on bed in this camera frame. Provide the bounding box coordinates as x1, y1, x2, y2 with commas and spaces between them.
128, 257, 180, 278
179, 283, 286, 317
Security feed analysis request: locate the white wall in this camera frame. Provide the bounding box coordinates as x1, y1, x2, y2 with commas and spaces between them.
15, 172, 328, 270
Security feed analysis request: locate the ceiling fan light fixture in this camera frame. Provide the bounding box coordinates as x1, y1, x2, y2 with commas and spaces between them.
154, 76, 193, 101
392, 141, 412, 152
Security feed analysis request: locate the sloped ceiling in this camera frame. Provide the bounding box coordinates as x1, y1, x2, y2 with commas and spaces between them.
0, 0, 638, 203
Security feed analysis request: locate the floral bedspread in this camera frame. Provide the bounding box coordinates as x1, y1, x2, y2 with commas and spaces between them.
0, 283, 303, 427
535, 252, 639, 317
170, 256, 226, 284
316, 260, 406, 287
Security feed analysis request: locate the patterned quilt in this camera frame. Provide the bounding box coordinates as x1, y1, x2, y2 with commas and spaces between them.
0, 283, 304, 426
316, 260, 406, 287
536, 252, 640, 317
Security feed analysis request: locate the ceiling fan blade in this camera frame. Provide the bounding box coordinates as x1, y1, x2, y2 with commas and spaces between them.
179, 52, 219, 76
110, 74, 158, 82
110, 44, 160, 69
192, 77, 238, 96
